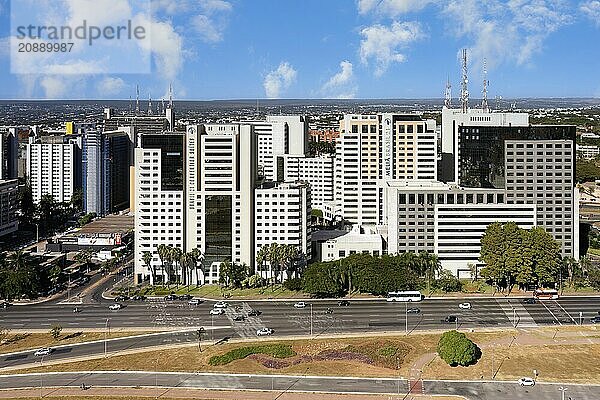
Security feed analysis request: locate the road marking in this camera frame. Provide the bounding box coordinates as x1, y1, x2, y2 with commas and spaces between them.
554, 301, 577, 325
539, 301, 562, 325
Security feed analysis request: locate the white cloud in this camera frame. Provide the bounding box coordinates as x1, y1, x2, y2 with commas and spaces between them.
96, 77, 126, 97
192, 14, 225, 43
191, 0, 233, 43
135, 15, 183, 80
358, 0, 437, 16
39, 76, 72, 99
581, 0, 600, 26
322, 60, 357, 99
200, 0, 232, 14
263, 62, 297, 99
359, 21, 423, 76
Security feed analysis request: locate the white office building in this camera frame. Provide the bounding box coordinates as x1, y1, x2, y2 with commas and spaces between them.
26, 135, 81, 203
317, 225, 385, 262
577, 144, 600, 159
282, 155, 334, 209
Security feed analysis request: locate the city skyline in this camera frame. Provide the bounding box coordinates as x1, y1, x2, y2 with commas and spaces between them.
0, 0, 598, 100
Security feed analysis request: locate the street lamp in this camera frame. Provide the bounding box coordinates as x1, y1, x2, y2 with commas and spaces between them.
310, 304, 313, 338
405, 301, 408, 335
558, 386, 567, 400
104, 318, 110, 357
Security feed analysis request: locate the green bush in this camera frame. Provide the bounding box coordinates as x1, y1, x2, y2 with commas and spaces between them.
283, 277, 303, 291
437, 330, 481, 367
208, 344, 296, 366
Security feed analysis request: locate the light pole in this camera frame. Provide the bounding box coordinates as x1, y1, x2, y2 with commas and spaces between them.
396, 356, 400, 395
558, 386, 567, 400
35, 223, 39, 244
455, 316, 458, 331
104, 318, 110, 357
405, 302, 408, 335
310, 304, 313, 338
39, 356, 44, 398
579, 311, 583, 325
512, 307, 517, 328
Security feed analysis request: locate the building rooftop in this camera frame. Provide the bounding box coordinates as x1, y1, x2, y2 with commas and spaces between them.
68, 213, 134, 236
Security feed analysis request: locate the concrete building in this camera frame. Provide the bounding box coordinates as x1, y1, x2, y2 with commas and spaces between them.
316, 225, 385, 262
82, 130, 130, 216
134, 133, 185, 285
266, 115, 309, 157
26, 135, 82, 203
0, 179, 19, 238
577, 144, 600, 159
255, 181, 312, 280
0, 128, 18, 180
246, 120, 287, 181
282, 155, 334, 209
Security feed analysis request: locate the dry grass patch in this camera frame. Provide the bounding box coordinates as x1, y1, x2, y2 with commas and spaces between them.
0, 332, 151, 355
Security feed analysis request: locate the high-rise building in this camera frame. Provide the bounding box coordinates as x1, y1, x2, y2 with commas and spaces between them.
0, 128, 19, 180
0, 179, 19, 238
281, 155, 334, 209
82, 130, 130, 216
26, 135, 82, 203
246, 120, 287, 181
266, 115, 309, 157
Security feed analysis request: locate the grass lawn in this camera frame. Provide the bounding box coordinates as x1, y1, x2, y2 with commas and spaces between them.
0, 331, 151, 355
587, 248, 600, 256
0, 395, 463, 400
138, 284, 306, 300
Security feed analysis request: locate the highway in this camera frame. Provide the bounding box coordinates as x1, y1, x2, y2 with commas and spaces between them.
0, 371, 598, 400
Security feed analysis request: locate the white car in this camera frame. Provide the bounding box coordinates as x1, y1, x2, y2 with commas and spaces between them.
188, 298, 202, 305
214, 301, 228, 308
34, 348, 53, 357
294, 302, 307, 308
458, 302, 472, 310
256, 327, 274, 336
210, 308, 224, 315
108, 303, 123, 310
518, 377, 535, 387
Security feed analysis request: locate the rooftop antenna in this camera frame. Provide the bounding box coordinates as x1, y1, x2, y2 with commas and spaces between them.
168, 83, 173, 109
161, 98, 165, 114
481, 58, 489, 112
256, 99, 259, 116
148, 94, 153, 115
460, 48, 469, 113
495, 95, 502, 110
135, 85, 140, 115
444, 75, 452, 108
128, 95, 132, 114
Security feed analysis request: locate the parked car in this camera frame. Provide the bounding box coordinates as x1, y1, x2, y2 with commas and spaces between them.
34, 348, 53, 357
132, 295, 146, 301
188, 298, 203, 305
233, 315, 245, 322
294, 302, 307, 308
115, 295, 129, 302
108, 303, 123, 310
443, 315, 457, 323
179, 294, 193, 301
518, 377, 535, 387
73, 307, 82, 313
0, 302, 10, 309
256, 327, 274, 336
407, 307, 421, 314
522, 298, 536, 304
248, 309, 262, 317
458, 302, 472, 310
210, 308, 224, 315
214, 301, 228, 308
164, 294, 178, 301
338, 300, 350, 306
591, 316, 600, 324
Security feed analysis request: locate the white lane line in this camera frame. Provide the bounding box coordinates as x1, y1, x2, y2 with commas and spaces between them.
554, 301, 577, 325
539, 301, 562, 326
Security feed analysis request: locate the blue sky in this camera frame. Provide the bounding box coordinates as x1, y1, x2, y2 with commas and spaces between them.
0, 0, 599, 100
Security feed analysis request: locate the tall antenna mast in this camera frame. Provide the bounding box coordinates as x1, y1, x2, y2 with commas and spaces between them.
161, 98, 165, 114
135, 85, 140, 115
481, 58, 489, 112
168, 83, 173, 109
128, 96, 132, 114
444, 76, 452, 108
148, 94, 153, 115
460, 49, 469, 113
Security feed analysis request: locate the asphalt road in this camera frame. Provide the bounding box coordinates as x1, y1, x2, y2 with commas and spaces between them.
0, 371, 597, 400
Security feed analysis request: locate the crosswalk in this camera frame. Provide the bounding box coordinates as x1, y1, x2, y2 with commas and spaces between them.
495, 298, 538, 327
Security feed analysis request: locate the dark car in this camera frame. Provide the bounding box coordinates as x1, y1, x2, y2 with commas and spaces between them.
591, 316, 600, 324
443, 315, 457, 323
233, 315, 245, 322
407, 307, 421, 314
0, 302, 10, 309
523, 298, 536, 304
164, 294, 178, 301
115, 295, 129, 302
338, 300, 350, 306
132, 295, 146, 301
248, 310, 262, 317
179, 294, 193, 301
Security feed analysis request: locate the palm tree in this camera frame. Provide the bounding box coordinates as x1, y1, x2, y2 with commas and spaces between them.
74, 249, 93, 273
142, 251, 154, 285
282, 245, 299, 280
171, 247, 183, 287
256, 245, 269, 281
157, 244, 169, 286
190, 248, 204, 287
418, 251, 441, 296
268, 243, 281, 285
179, 252, 189, 288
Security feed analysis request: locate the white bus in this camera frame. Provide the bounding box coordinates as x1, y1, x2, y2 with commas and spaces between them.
386, 291, 424, 302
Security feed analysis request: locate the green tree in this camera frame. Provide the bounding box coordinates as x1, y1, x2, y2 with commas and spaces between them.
50, 324, 62, 340
70, 188, 83, 212
157, 244, 169, 285
434, 269, 463, 292
19, 182, 36, 226
77, 212, 96, 227
302, 262, 344, 297
437, 330, 481, 367
74, 249, 94, 273
142, 251, 154, 285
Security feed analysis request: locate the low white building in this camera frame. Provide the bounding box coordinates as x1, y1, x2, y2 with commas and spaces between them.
315, 225, 385, 262
577, 144, 600, 159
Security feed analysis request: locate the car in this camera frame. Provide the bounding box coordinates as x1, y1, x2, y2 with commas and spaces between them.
0, 302, 11, 309
523, 298, 536, 304
458, 302, 472, 310
108, 303, 123, 310
256, 327, 274, 336
518, 377, 535, 387
214, 301, 228, 308
179, 294, 193, 301
188, 298, 203, 305
294, 302, 307, 308
233, 315, 245, 322
210, 308, 224, 315
115, 295, 129, 302
164, 294, 178, 301
443, 315, 457, 323
132, 295, 146, 301
338, 300, 350, 306
34, 348, 53, 357
73, 307, 82, 313
591, 316, 600, 324
248, 309, 262, 317
407, 307, 421, 314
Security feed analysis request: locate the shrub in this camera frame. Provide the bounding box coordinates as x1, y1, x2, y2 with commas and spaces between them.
208, 344, 296, 366
437, 330, 481, 367
283, 277, 303, 291
50, 324, 62, 340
